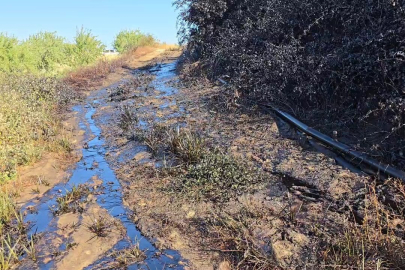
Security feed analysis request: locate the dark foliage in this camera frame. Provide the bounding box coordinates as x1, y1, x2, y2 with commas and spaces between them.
175, 0, 405, 166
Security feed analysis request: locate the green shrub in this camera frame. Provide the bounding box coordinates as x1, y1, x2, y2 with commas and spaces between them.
113, 30, 157, 53
169, 150, 263, 202
0, 74, 75, 182
21, 32, 68, 74
71, 27, 105, 66
0, 34, 23, 73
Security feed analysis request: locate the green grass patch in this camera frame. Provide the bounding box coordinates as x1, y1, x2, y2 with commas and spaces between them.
0, 28, 104, 76
166, 149, 264, 202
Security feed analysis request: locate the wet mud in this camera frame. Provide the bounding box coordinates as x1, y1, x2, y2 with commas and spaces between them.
17, 49, 405, 269
18, 54, 186, 269
87, 56, 397, 269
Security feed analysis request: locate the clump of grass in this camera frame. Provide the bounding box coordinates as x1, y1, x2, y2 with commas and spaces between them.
167, 150, 263, 202
0, 191, 38, 269
0, 235, 20, 270
66, 242, 78, 251
37, 176, 50, 187
31, 187, 40, 194
86, 215, 111, 238
196, 210, 277, 269
57, 137, 73, 152
118, 105, 138, 133
23, 235, 37, 262
138, 124, 169, 155
111, 243, 146, 266
322, 180, 405, 269
0, 193, 17, 229
166, 127, 206, 164
52, 184, 90, 216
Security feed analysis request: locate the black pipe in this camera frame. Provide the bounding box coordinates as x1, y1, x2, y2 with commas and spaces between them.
217, 78, 405, 181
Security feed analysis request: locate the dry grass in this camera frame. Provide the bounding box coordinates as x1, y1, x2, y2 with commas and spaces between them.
64, 45, 163, 92
110, 242, 146, 267
188, 180, 405, 269
192, 209, 279, 270
52, 184, 90, 216
321, 180, 405, 269
0, 192, 37, 269
86, 215, 112, 238
63, 56, 126, 92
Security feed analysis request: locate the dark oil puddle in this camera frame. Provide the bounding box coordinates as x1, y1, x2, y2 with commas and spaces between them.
20, 63, 186, 269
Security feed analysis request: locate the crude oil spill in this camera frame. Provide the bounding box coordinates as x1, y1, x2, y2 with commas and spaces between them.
21, 63, 186, 269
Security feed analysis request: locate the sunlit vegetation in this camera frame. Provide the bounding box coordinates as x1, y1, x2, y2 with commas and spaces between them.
0, 192, 36, 270
0, 74, 75, 183
113, 30, 157, 53
0, 27, 152, 182
0, 26, 124, 269
0, 28, 105, 76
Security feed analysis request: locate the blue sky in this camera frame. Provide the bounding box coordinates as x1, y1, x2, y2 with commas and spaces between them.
0, 0, 180, 49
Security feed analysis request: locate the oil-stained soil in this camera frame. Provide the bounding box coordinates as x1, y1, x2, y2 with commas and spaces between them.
14, 48, 188, 270
13, 48, 405, 269
91, 55, 405, 269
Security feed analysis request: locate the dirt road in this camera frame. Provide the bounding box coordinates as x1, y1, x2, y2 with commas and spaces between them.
88, 55, 405, 269
17, 48, 187, 270
16, 47, 405, 269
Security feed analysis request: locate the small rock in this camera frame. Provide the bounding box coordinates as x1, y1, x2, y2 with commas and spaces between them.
138, 200, 147, 207
218, 261, 232, 270
43, 256, 52, 264
186, 210, 196, 219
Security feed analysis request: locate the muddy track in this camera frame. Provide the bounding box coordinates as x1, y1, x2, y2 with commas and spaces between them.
86, 56, 405, 269
17, 52, 187, 270
18, 52, 405, 269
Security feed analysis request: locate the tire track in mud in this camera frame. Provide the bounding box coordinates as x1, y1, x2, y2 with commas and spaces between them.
19, 63, 186, 269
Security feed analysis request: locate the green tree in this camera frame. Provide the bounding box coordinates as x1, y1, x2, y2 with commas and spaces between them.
21, 31, 67, 73
113, 30, 156, 53
0, 34, 22, 72
73, 27, 105, 66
